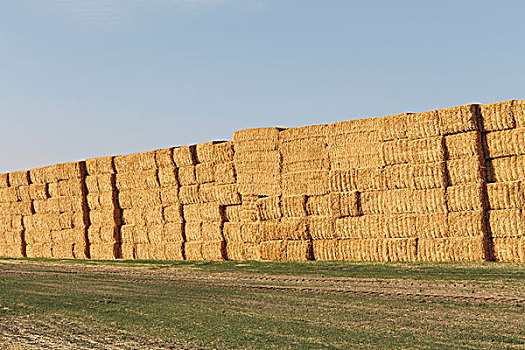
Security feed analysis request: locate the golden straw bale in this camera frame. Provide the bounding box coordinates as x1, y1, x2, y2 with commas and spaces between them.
1, 230, 23, 245
356, 167, 386, 192
491, 237, 525, 262
155, 148, 174, 169
164, 222, 185, 242
2, 201, 34, 215
407, 137, 445, 164
330, 147, 383, 169
282, 170, 329, 196
198, 183, 217, 203
515, 100, 525, 127
201, 221, 223, 241
158, 167, 178, 187
29, 167, 47, 184
117, 190, 133, 209
335, 215, 381, 239
479, 100, 516, 132
484, 128, 525, 159
9, 171, 30, 187
216, 184, 241, 206
178, 185, 200, 204
160, 187, 179, 205
0, 239, 24, 258
312, 239, 341, 260
281, 195, 307, 218
114, 151, 156, 173
379, 113, 409, 141
410, 162, 447, 190
360, 191, 385, 215
115, 170, 159, 191
200, 241, 226, 260
383, 164, 411, 190
415, 214, 449, 239
486, 156, 525, 183
177, 166, 196, 186
256, 196, 282, 221
134, 243, 153, 260
173, 145, 196, 167
437, 103, 478, 135
195, 163, 215, 184
57, 161, 86, 181
89, 209, 119, 227
447, 184, 484, 212
146, 224, 166, 243
164, 242, 184, 260
329, 169, 358, 192
329, 117, 380, 136
25, 243, 53, 258
308, 216, 335, 240
279, 124, 328, 142
87, 225, 119, 243
183, 202, 222, 222
120, 224, 135, 243
223, 205, 242, 222
196, 141, 234, 164
57, 179, 84, 197
257, 220, 282, 241
280, 217, 309, 240
184, 241, 203, 260
382, 215, 417, 238
214, 162, 236, 184
306, 195, 331, 216
233, 127, 280, 151
234, 151, 281, 170
386, 238, 417, 261
448, 211, 486, 237
225, 242, 260, 260
57, 196, 86, 213
166, 204, 188, 224
444, 131, 481, 160
381, 139, 409, 165
0, 173, 8, 188
418, 236, 487, 262
222, 222, 242, 242
413, 188, 447, 214
330, 191, 360, 218
486, 181, 524, 210
286, 240, 312, 261
488, 209, 524, 238
0, 215, 22, 231
237, 176, 281, 197
28, 184, 48, 201
280, 137, 328, 162
89, 243, 118, 260
259, 240, 287, 261
85, 156, 114, 176
447, 157, 483, 185
359, 239, 389, 261
120, 243, 134, 259
60, 211, 87, 229
0, 187, 18, 203
281, 158, 330, 174
23, 214, 60, 231
406, 110, 441, 139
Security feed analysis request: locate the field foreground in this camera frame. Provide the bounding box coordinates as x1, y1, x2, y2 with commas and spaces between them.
0, 259, 524, 349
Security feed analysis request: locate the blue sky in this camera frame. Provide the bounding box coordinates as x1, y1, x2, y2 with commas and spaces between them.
1, 0, 524, 173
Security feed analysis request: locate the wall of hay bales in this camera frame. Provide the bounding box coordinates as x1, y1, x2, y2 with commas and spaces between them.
0, 100, 524, 261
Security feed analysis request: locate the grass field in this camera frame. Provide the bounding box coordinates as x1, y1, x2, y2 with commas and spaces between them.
0, 259, 524, 349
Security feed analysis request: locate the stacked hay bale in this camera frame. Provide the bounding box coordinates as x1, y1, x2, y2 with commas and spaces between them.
25, 162, 89, 258
482, 100, 525, 262
232, 128, 282, 260
0, 172, 30, 257
85, 156, 120, 259
178, 142, 235, 260
116, 151, 165, 259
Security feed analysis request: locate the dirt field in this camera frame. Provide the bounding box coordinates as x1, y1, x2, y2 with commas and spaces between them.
0, 259, 524, 349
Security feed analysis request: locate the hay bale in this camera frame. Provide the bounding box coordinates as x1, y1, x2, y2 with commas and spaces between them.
183, 202, 222, 222
222, 222, 242, 242
160, 187, 179, 205
199, 183, 217, 203
415, 214, 449, 238
200, 241, 226, 260
329, 169, 357, 192
382, 215, 417, 238
410, 162, 447, 190
196, 141, 234, 164
57, 179, 84, 197
163, 241, 184, 260
57, 196, 86, 213
330, 191, 360, 218
155, 148, 174, 169
85, 156, 115, 176
379, 113, 409, 141
312, 239, 340, 260
279, 124, 328, 141
89, 243, 118, 259
486, 181, 524, 210
238, 177, 281, 197
329, 117, 380, 136
447, 157, 484, 185
56, 161, 86, 181
29, 184, 49, 200
114, 151, 156, 173
15, 185, 30, 202
184, 241, 203, 260
286, 240, 312, 261
164, 222, 185, 242
444, 131, 481, 160
115, 170, 160, 191
448, 211, 486, 237
447, 184, 484, 212
406, 111, 441, 139
89, 209, 119, 227
225, 242, 260, 260
256, 196, 282, 221
486, 156, 525, 183
234, 150, 281, 169
9, 171, 30, 187
437, 104, 478, 135
515, 100, 525, 127
383, 164, 411, 190
282, 171, 329, 196
4, 201, 34, 215
25, 243, 53, 258
216, 184, 241, 206
407, 137, 446, 164
223, 205, 242, 222
479, 100, 516, 132
280, 137, 329, 165
386, 238, 417, 261
0, 187, 18, 203
177, 166, 196, 187
233, 127, 280, 152
257, 220, 281, 241
306, 195, 331, 216
201, 221, 223, 241
488, 209, 523, 238
308, 216, 335, 240
259, 240, 287, 261
87, 225, 119, 243
173, 145, 196, 167
355, 167, 385, 192
280, 217, 309, 240
163, 204, 183, 223
413, 188, 447, 214
491, 237, 524, 262
158, 168, 178, 187
195, 163, 215, 184
281, 195, 307, 218
178, 185, 200, 205
0, 173, 8, 188
483, 128, 525, 159
215, 162, 236, 185
335, 215, 381, 239
417, 236, 487, 262
381, 139, 409, 165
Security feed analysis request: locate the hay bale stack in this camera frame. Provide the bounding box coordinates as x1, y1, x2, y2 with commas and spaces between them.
479, 101, 525, 262
24, 162, 89, 259
0, 172, 26, 258
234, 127, 282, 196
85, 156, 120, 259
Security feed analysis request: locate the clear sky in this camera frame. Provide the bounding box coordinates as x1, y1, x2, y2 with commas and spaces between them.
1, 0, 524, 173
